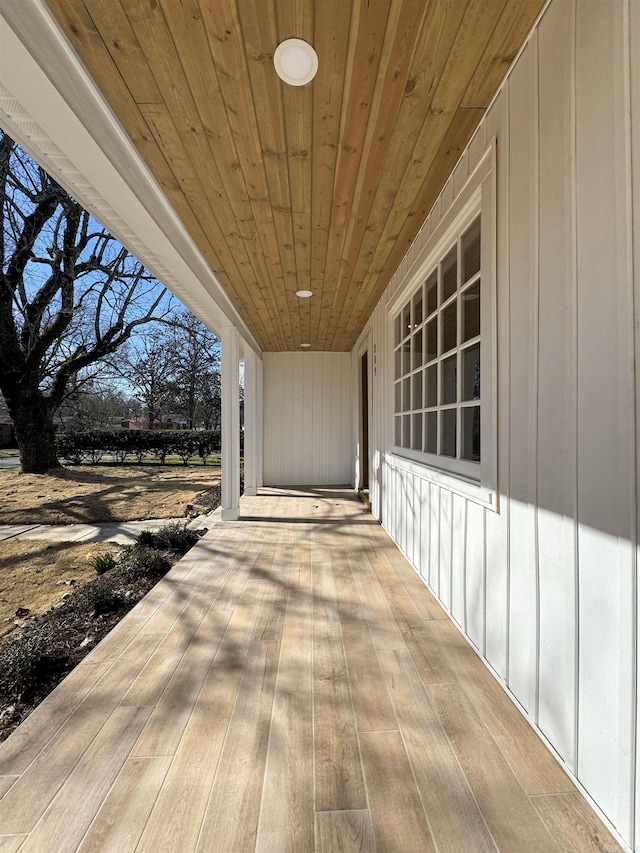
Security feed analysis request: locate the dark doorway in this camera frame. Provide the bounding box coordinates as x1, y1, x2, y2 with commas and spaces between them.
360, 351, 369, 491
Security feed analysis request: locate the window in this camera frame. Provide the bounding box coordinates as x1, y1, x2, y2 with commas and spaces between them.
393, 215, 481, 478
388, 137, 497, 501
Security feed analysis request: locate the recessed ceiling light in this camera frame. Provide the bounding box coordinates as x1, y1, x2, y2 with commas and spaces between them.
296, 289, 313, 298
274, 39, 318, 87
300, 343, 311, 348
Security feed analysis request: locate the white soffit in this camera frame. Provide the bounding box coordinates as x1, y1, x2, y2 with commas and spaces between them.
0, 1, 261, 359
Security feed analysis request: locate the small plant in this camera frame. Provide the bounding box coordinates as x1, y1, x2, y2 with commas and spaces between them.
0, 625, 62, 701
86, 551, 116, 574
83, 575, 125, 614
120, 545, 171, 577
135, 529, 156, 547
152, 522, 199, 554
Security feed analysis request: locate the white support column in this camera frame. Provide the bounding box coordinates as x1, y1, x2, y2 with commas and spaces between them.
256, 356, 264, 488
220, 325, 240, 521
243, 348, 258, 496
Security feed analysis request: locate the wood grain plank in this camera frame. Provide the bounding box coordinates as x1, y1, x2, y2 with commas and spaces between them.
315, 810, 375, 853
343, 105, 485, 349
330, 0, 471, 348
359, 730, 437, 853
313, 558, 366, 811
0, 661, 106, 776
82, 0, 162, 104
309, 0, 352, 349
198, 0, 295, 349
129, 597, 256, 758
379, 649, 497, 853
0, 837, 27, 853
0, 778, 17, 800
328, 0, 393, 233
530, 792, 625, 853
254, 691, 314, 852
353, 573, 405, 651
0, 488, 620, 853
76, 756, 172, 853
402, 621, 457, 686
433, 617, 574, 794
428, 683, 562, 853
384, 553, 448, 620
0, 631, 163, 833
340, 605, 398, 732
275, 0, 313, 348
335, 0, 505, 347
18, 706, 152, 853
318, 0, 430, 350
194, 637, 281, 852
275, 583, 313, 693
135, 576, 267, 852
462, 0, 545, 108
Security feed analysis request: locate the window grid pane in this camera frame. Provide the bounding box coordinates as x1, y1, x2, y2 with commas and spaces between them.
392, 215, 480, 466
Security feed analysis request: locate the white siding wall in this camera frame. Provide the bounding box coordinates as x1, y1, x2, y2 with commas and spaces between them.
354, 0, 640, 847
263, 352, 352, 485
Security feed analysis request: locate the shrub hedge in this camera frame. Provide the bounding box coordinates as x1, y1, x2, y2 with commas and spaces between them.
55, 429, 222, 465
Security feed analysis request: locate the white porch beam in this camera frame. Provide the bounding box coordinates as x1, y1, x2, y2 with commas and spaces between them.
256, 357, 264, 489
243, 349, 258, 496
221, 325, 240, 521
0, 4, 262, 356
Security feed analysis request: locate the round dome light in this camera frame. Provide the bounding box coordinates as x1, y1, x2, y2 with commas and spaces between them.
296, 289, 313, 298
300, 343, 311, 348
274, 39, 318, 87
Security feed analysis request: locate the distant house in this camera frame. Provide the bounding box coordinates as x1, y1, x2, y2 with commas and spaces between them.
0, 422, 13, 447
120, 419, 145, 431
161, 414, 188, 431
0, 400, 14, 447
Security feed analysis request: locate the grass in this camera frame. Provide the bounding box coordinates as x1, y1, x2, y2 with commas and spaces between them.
0, 463, 221, 525
0, 524, 202, 739
0, 540, 116, 636
93, 453, 221, 466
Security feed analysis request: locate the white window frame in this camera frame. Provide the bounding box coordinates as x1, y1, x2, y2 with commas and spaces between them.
387, 140, 497, 509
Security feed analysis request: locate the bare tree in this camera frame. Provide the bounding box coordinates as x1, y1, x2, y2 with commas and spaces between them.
116, 330, 175, 428
0, 131, 171, 472
165, 309, 220, 429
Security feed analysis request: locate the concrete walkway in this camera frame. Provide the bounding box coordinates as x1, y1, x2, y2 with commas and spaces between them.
0, 456, 20, 469
0, 509, 220, 545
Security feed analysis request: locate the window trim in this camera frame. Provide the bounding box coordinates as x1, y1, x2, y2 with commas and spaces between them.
387, 139, 497, 510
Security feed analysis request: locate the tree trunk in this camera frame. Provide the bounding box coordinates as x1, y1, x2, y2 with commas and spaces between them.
8, 388, 60, 473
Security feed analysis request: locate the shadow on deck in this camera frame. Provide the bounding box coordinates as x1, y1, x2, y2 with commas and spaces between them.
0, 487, 622, 852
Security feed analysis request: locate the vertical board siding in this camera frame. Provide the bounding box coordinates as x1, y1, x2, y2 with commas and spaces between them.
575, 1, 635, 837
631, 0, 640, 844
536, 0, 578, 770
465, 501, 484, 652
263, 352, 352, 485
439, 490, 453, 613
483, 85, 511, 683
351, 0, 640, 847
506, 37, 539, 716
451, 495, 466, 629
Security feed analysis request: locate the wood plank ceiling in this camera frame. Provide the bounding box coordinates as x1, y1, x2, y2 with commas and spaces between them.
44, 0, 545, 352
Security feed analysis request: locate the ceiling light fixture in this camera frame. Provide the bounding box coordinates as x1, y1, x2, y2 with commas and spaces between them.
274, 39, 318, 86
296, 289, 313, 297
300, 343, 311, 348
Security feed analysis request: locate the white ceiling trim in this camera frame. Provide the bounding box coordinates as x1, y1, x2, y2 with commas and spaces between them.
0, 0, 261, 358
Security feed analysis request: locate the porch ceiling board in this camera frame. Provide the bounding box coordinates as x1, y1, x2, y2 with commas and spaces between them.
43, 0, 545, 351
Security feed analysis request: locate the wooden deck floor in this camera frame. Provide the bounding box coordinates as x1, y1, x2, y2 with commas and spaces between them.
0, 488, 623, 852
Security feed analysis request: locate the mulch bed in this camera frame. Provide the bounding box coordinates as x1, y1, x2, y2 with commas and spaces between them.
0, 530, 204, 742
